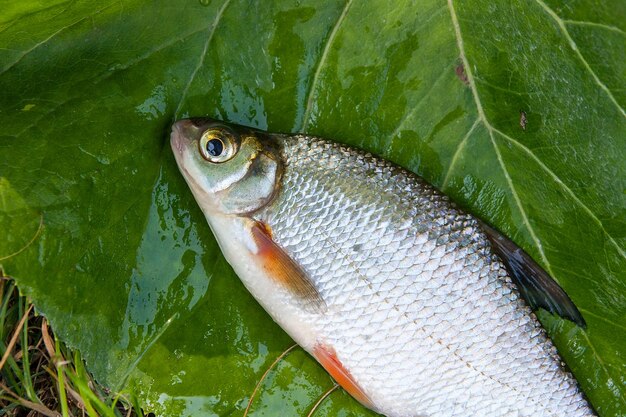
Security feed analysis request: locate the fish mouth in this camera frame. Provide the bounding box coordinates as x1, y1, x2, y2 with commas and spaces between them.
169, 120, 212, 206
169, 123, 193, 183
170, 120, 190, 159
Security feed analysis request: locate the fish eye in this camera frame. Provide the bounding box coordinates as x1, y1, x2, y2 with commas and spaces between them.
199, 128, 238, 163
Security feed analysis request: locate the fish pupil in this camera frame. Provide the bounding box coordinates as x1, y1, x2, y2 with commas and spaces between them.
207, 139, 223, 157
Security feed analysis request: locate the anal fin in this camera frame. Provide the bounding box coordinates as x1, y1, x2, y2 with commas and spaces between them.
480, 222, 586, 328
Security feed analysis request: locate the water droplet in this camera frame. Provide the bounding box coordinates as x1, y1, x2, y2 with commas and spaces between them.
174, 349, 184, 359
135, 85, 167, 121
199, 0, 211, 6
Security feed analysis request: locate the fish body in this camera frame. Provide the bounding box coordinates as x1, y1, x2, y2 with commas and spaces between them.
170, 118, 595, 417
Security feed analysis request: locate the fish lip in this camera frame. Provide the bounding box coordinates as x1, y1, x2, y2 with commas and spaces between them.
169, 121, 204, 199
170, 121, 186, 158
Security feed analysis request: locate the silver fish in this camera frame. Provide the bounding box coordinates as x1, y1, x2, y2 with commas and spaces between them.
170, 117, 595, 417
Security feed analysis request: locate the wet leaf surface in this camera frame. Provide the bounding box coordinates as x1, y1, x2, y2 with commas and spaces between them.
1, 0, 624, 415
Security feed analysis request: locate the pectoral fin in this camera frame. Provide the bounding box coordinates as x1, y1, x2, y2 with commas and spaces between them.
250, 221, 325, 311
480, 222, 586, 328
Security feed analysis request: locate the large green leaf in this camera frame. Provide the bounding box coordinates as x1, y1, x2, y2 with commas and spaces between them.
1, 0, 624, 415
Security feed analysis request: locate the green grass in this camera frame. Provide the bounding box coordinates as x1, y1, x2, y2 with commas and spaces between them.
0, 272, 145, 417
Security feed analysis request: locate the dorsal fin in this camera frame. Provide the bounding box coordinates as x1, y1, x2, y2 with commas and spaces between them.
480, 222, 586, 328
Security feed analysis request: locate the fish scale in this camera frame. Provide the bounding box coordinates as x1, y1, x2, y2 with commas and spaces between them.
252, 135, 593, 417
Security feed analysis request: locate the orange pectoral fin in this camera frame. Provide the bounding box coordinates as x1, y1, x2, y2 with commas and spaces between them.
313, 344, 374, 409
250, 221, 324, 311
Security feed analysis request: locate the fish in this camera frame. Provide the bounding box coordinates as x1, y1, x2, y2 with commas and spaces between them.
170, 117, 596, 417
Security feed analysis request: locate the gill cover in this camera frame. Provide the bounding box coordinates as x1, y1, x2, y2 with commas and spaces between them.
171, 118, 283, 215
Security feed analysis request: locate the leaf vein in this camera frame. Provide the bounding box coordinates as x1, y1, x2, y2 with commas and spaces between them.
388, 63, 453, 145
0, 0, 76, 35
578, 308, 626, 332
474, 76, 527, 96
11, 26, 210, 140
0, 214, 44, 261
174, 0, 233, 118
300, 0, 353, 132
95, 25, 211, 82
534, 0, 626, 117
0, 1, 120, 76
493, 127, 626, 259
441, 117, 480, 190
115, 312, 178, 391
580, 331, 626, 405
563, 19, 626, 36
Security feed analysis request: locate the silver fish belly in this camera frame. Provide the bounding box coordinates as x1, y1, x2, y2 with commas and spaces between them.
170, 119, 595, 417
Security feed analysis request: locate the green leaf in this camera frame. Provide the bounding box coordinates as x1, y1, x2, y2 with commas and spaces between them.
1, 0, 624, 416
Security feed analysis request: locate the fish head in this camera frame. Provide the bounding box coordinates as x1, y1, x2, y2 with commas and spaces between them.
170, 118, 282, 215
171, 117, 324, 348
